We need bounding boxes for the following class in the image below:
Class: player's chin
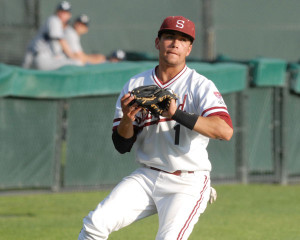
[164,57,180,66]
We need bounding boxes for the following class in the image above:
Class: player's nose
[170,38,180,48]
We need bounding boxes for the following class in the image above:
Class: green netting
[64,96,138,187]
[284,93,300,175]
[247,88,274,172]
[0,98,58,189]
[208,94,237,179]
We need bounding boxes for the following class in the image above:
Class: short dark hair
[158,30,194,43]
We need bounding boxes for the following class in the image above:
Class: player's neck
[156,63,186,83]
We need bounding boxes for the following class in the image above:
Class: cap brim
[158,29,194,41]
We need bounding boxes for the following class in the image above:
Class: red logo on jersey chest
[177,94,187,110]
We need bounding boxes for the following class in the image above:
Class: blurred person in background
[64,14,106,65]
[22,1,82,70]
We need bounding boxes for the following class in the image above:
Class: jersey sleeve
[196,79,232,128]
[196,79,229,116]
[47,16,64,40]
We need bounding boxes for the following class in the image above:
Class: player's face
[57,10,72,24]
[77,23,89,35]
[155,32,193,67]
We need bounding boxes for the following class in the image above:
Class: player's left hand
[121,93,142,122]
[162,98,177,119]
[209,187,217,204]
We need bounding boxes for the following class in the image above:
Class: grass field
[0,184,299,240]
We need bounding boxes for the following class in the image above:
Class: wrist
[120,114,135,124]
[171,109,199,130]
[118,118,134,138]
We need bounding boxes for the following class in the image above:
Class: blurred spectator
[64,14,106,64]
[108,49,126,62]
[22,1,82,70]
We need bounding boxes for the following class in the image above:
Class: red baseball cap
[158,16,195,41]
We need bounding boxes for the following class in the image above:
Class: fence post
[235,65,252,184]
[235,91,248,184]
[275,80,288,185]
[202,0,215,61]
[52,100,64,191]
[34,0,40,29]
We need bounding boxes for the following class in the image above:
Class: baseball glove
[130,85,177,117]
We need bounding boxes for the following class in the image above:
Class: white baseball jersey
[64,26,83,53]
[27,15,65,56]
[113,65,230,173]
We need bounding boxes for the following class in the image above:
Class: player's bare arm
[59,39,76,59]
[193,116,233,141]
[164,99,233,141]
[117,93,141,139]
[73,51,106,64]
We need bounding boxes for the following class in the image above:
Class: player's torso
[64,26,82,53]
[129,66,211,172]
[31,15,64,56]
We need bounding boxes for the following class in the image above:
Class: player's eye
[165,35,174,40]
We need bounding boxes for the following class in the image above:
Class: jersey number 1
[173,124,180,145]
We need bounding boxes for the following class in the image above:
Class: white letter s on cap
[176,20,185,29]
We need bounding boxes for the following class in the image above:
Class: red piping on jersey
[201,106,228,116]
[152,65,187,88]
[113,110,232,131]
[112,118,172,131]
[112,118,122,131]
[177,175,208,240]
[113,118,122,123]
[143,118,172,127]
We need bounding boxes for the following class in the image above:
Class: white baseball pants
[78,167,210,240]
[33,53,82,70]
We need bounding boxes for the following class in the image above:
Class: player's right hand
[121,93,142,122]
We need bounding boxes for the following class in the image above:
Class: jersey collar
[152,65,187,89]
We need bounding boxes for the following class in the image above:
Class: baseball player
[64,14,106,64]
[78,16,233,240]
[22,1,82,70]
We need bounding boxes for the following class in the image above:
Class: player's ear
[155,37,160,50]
[185,44,193,57]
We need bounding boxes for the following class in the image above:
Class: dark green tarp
[0,62,247,98]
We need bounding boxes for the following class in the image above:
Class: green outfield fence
[0,59,300,191]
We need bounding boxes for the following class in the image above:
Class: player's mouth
[166,51,178,56]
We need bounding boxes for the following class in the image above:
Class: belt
[150,167,194,176]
